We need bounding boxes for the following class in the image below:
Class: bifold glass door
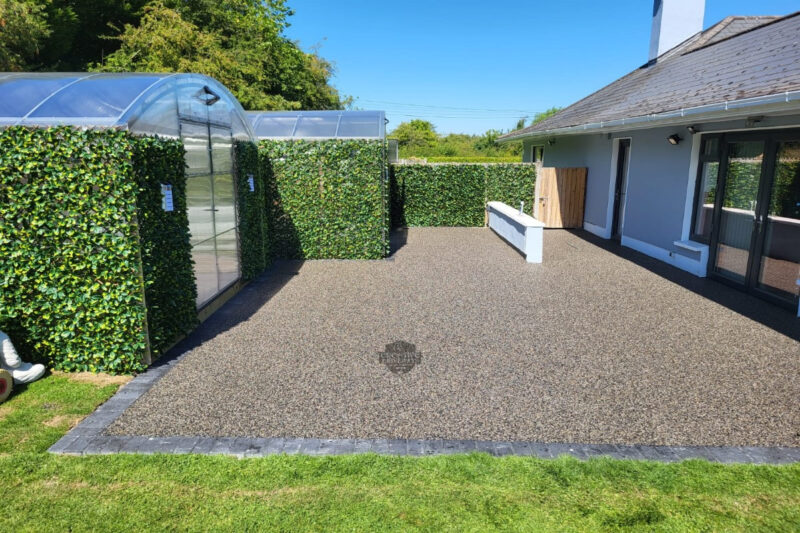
[182,121,240,307]
[756,141,800,301]
[712,140,764,283]
[709,132,800,308]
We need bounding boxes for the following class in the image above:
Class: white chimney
[649,0,705,62]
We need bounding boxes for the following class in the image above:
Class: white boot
[0,331,45,385]
[0,331,21,368]
[8,361,45,385]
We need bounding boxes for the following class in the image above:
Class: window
[690,135,721,243]
[533,145,544,163]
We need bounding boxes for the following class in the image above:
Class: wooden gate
[536,167,587,228]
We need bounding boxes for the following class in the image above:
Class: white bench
[486,201,545,263]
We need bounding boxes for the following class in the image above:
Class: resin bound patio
[53,228,800,461]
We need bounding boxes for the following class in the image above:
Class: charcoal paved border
[49,357,800,464]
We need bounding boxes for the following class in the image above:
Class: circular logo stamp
[378,341,421,374]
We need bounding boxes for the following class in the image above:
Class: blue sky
[285,1,799,135]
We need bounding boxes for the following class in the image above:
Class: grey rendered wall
[621,125,693,249]
[542,126,693,250]
[620,116,800,251]
[521,142,533,162]
[541,134,612,227]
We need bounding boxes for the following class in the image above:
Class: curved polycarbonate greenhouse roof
[0,72,254,140]
[247,110,385,139]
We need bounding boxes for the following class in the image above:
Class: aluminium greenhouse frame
[246,110,386,140]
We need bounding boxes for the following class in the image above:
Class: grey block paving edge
[50,432,800,463]
[49,353,800,464]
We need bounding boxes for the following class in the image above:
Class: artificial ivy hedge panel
[259,139,388,260]
[390,163,485,227]
[484,164,537,216]
[0,127,195,373]
[132,137,197,358]
[235,140,270,279]
[389,163,535,227]
[0,128,148,373]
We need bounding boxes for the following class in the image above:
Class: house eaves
[498,12,800,144]
[497,90,800,143]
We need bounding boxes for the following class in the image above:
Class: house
[500,0,800,313]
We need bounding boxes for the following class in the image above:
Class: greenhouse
[0,72,263,373]
[247,110,385,140]
[0,72,255,308]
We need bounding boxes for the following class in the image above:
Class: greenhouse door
[182,121,240,307]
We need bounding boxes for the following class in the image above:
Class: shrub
[0,127,195,373]
[235,141,270,279]
[390,163,536,227]
[259,139,388,259]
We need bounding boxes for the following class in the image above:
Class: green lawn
[1,374,798,532]
[0,372,127,454]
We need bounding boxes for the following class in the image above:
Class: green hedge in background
[426,156,520,163]
[259,139,388,259]
[390,163,536,227]
[0,127,195,373]
[235,141,270,278]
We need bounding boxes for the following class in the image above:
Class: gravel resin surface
[108,228,800,447]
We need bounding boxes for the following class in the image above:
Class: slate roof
[501,12,800,140]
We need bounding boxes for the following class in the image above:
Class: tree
[474,129,502,152]
[1,0,346,110]
[94,1,346,110]
[531,106,562,125]
[389,120,438,151]
[388,123,523,160]
[0,0,50,71]
[37,0,148,70]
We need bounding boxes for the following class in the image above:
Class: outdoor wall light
[686,125,698,134]
[745,116,764,128]
[667,134,682,145]
[547,138,556,146]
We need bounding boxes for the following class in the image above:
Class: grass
[1,374,798,532]
[0,372,126,454]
